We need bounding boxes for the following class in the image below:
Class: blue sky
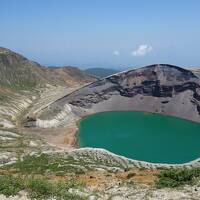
[0,0,200,69]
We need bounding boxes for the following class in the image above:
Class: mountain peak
[0,47,97,90]
[0,47,12,54]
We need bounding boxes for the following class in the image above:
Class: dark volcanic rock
[65,64,199,107]
[50,64,200,123]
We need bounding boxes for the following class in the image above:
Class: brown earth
[22,125,78,150]
[77,168,158,189]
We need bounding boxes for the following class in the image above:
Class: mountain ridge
[0,47,96,90]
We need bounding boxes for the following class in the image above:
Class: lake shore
[77,111,200,164]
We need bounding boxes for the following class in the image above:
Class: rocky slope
[47,66,97,87]
[1,150,200,200]
[0,47,96,89]
[0,47,96,128]
[0,47,51,89]
[47,64,200,123]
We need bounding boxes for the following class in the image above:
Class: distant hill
[84,68,120,78]
[46,66,97,87]
[0,47,96,91]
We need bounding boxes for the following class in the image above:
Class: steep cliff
[42,64,200,124]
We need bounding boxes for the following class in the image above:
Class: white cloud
[113,50,120,56]
[132,44,153,56]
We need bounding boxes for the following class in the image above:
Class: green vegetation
[28,178,86,200]
[0,153,127,198]
[13,153,51,174]
[5,82,36,91]
[0,175,86,199]
[0,154,88,199]
[0,175,25,197]
[27,178,54,199]
[0,153,88,199]
[156,168,200,188]
[4,153,125,176]
[8,153,87,175]
[2,153,200,198]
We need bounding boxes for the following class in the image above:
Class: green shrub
[0,174,86,199]
[14,154,50,174]
[0,175,25,197]
[27,178,86,200]
[27,178,54,199]
[156,168,200,188]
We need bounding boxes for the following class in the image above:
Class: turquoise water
[78,111,200,164]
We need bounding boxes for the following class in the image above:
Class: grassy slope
[1,153,200,199]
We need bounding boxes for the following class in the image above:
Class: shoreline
[74,110,200,167]
[69,147,200,169]
[77,109,200,125]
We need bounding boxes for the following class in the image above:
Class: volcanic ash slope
[49,64,200,123]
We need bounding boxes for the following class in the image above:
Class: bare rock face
[51,64,200,123]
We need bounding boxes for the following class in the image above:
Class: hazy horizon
[1,0,200,69]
